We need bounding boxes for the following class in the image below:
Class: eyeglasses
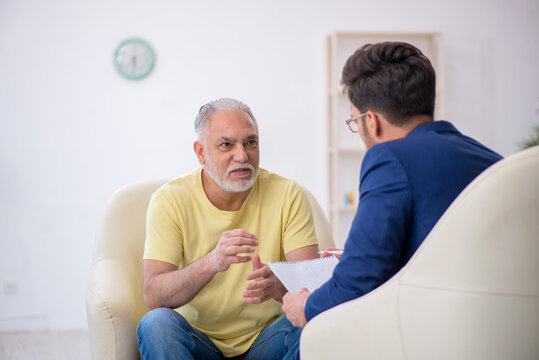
[345,112,367,133]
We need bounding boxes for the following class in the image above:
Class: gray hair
[194,98,258,140]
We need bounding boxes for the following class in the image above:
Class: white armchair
[300,146,539,360]
[86,180,333,360]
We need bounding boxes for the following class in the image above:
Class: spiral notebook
[268,256,339,293]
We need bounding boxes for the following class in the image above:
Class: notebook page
[268,256,339,293]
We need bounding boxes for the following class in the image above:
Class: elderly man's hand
[282,288,310,328]
[243,254,287,304]
[210,229,258,273]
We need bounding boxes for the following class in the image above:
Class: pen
[318,250,344,255]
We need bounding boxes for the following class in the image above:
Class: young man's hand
[319,247,343,259]
[282,288,310,328]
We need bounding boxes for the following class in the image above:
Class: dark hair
[341,41,436,126]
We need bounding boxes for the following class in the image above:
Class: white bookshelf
[327,32,444,247]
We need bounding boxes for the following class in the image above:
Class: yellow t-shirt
[144,167,318,357]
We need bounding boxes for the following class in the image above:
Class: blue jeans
[137,308,301,360]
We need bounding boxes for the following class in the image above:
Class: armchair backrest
[397,145,539,359]
[86,179,333,360]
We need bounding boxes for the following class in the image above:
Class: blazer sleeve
[305,144,413,320]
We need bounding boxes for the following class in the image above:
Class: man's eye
[245,140,257,147]
[220,142,232,148]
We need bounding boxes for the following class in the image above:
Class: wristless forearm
[145,254,217,309]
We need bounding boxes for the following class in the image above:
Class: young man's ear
[194,141,205,165]
[366,110,381,138]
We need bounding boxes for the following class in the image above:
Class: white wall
[0,0,537,331]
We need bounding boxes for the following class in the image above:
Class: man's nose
[233,145,248,162]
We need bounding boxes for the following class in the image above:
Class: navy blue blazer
[305,121,502,320]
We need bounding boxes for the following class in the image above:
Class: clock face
[114,38,155,80]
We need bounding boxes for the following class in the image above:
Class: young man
[282,42,502,355]
[137,98,319,359]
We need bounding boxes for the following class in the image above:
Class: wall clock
[114,38,155,80]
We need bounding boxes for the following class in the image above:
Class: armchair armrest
[86,259,147,360]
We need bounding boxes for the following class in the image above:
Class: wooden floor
[0,330,90,360]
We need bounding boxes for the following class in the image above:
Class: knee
[137,308,177,338]
[137,308,197,356]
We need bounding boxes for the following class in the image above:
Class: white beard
[203,151,258,193]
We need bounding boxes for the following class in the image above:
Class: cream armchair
[86,180,333,360]
[300,146,539,360]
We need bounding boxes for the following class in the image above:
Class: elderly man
[137,98,319,359]
[283,41,502,357]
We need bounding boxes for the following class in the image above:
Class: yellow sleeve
[143,188,183,266]
[282,183,319,254]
